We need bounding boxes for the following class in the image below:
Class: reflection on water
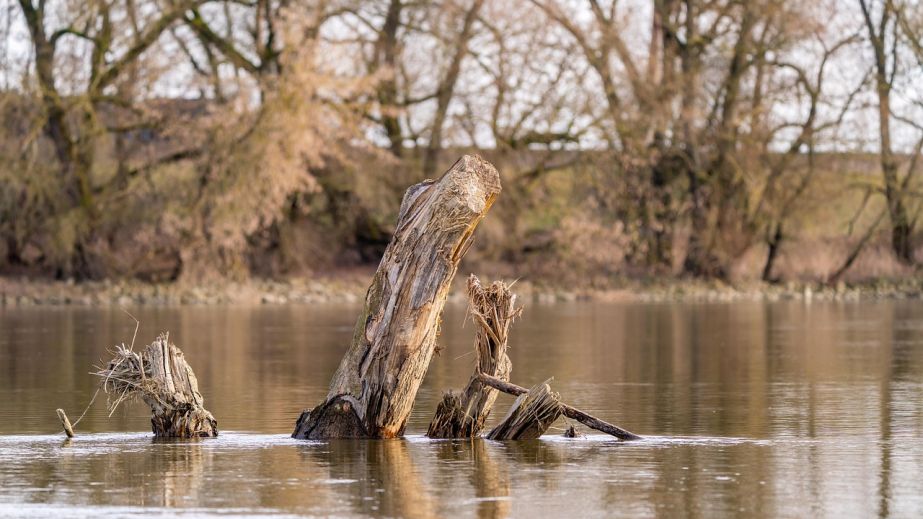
[1,301,922,517]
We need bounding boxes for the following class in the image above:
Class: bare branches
[93,1,206,92]
[185,8,262,75]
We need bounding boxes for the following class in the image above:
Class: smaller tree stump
[475,373,641,440]
[96,333,217,438]
[427,275,520,438]
[485,380,562,440]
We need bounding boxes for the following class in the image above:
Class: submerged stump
[427,275,520,438]
[96,333,217,438]
[486,380,562,440]
[476,373,642,441]
[293,155,501,439]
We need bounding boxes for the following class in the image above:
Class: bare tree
[858,0,915,264]
[420,0,485,176]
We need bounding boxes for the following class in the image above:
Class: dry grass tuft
[93,334,164,416]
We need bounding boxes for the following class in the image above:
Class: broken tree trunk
[476,373,642,441]
[293,155,502,439]
[427,275,520,438]
[485,380,562,440]
[95,333,218,438]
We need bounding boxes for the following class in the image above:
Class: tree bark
[293,155,501,439]
[427,275,520,438]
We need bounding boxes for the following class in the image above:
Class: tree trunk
[374,0,404,157]
[421,0,484,176]
[293,155,501,439]
[859,0,915,265]
[884,163,913,264]
[761,222,783,282]
[427,275,520,438]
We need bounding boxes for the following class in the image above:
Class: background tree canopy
[1,0,922,284]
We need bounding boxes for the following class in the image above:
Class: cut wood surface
[96,333,218,438]
[293,155,501,439]
[485,380,561,440]
[476,373,642,441]
[427,275,520,438]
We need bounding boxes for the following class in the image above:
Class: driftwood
[427,275,520,438]
[293,155,502,439]
[485,380,562,440]
[95,333,218,438]
[476,373,642,441]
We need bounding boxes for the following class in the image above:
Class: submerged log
[95,333,218,438]
[427,275,520,438]
[293,155,502,439]
[476,373,642,441]
[485,380,562,440]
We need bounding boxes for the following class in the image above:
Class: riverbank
[3,269,923,307]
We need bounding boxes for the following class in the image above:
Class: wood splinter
[476,373,642,441]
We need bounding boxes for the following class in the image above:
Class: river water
[0,300,921,518]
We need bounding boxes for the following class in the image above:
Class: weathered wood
[293,155,501,439]
[476,373,642,441]
[56,408,75,438]
[427,275,520,438]
[96,333,218,438]
[486,380,561,440]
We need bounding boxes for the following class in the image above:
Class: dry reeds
[95,341,154,415]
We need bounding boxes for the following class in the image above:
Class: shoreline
[3,271,923,307]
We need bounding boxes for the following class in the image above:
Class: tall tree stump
[427,275,520,438]
[96,333,218,438]
[293,155,501,439]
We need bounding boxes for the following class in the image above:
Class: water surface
[1,300,922,517]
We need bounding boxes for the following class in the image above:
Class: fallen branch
[475,373,642,441]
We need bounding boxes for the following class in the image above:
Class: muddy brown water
[0,301,922,518]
